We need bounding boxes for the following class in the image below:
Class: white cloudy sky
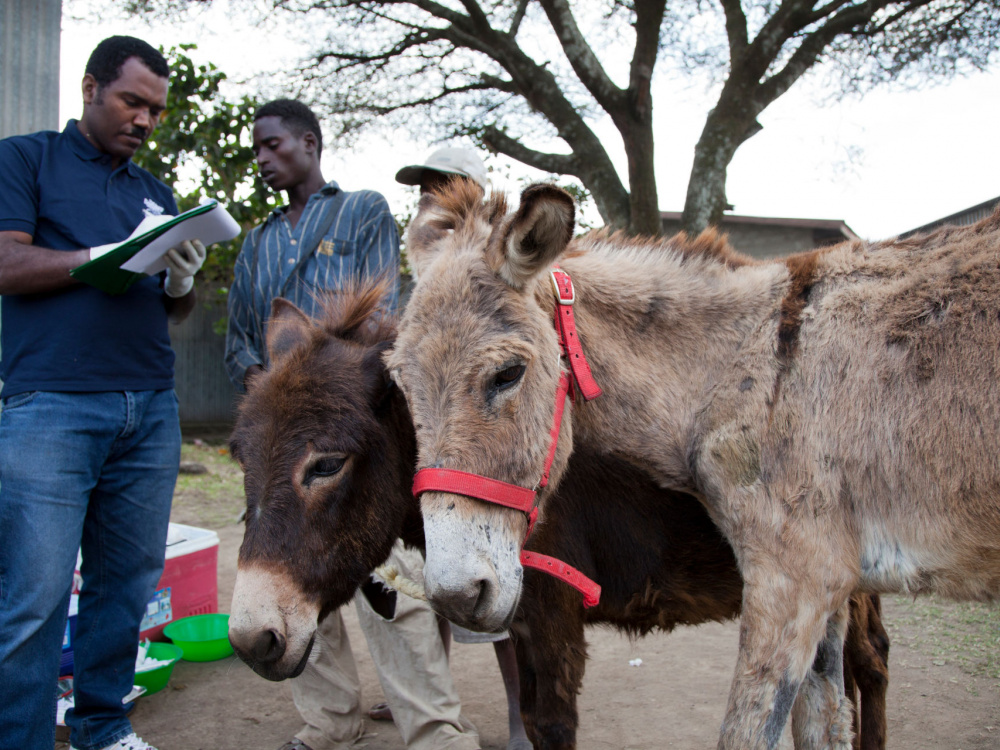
[60,2,1000,240]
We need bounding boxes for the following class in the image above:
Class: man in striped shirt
[224,100,480,750]
[224,100,398,390]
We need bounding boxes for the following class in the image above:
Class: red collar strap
[550,268,602,401]
[412,267,602,608]
[521,551,601,608]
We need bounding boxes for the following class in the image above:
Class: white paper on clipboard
[119,201,241,274]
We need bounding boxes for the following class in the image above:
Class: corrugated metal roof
[660,211,857,240]
[900,195,1000,238]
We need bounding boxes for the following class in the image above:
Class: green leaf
[134,44,276,289]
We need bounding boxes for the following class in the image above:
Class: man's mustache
[128,127,148,141]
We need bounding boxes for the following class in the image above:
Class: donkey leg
[718,558,854,750]
[843,594,889,750]
[511,625,540,748]
[516,590,587,750]
[842,636,860,750]
[791,602,854,750]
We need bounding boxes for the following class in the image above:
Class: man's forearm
[0,232,87,295]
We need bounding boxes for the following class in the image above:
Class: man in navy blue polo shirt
[0,36,205,750]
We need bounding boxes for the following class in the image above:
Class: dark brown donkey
[227,284,889,750]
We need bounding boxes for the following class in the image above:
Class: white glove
[164,239,207,298]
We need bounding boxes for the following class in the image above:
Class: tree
[134,44,273,284]
[121,0,1000,235]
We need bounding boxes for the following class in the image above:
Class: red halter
[412,267,603,608]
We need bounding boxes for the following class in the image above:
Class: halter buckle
[550,270,575,305]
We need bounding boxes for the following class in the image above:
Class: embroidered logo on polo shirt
[318,240,335,256]
[143,198,165,217]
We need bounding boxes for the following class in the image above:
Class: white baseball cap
[395,147,488,189]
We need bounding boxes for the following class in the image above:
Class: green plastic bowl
[133,642,183,694]
[163,613,233,662]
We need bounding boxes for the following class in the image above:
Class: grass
[170,439,245,530]
[886,593,1000,682]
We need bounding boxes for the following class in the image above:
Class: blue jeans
[0,390,180,750]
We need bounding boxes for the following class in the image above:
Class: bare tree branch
[483,125,630,227]
[508,0,529,37]
[314,27,451,66]
[629,0,665,96]
[756,0,936,108]
[718,0,749,63]
[537,0,625,112]
[479,72,519,94]
[482,126,580,174]
[367,81,503,115]
[118,0,1000,236]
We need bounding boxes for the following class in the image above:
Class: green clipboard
[70,202,219,295]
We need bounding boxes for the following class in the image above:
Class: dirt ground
[60,442,1000,750]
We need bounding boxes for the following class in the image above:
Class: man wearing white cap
[395,147,489,194]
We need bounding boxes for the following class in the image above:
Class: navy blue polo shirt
[0,120,178,397]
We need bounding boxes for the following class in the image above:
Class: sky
[59,2,1000,241]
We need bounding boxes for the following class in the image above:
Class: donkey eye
[493,364,526,392]
[312,456,345,477]
[304,455,346,485]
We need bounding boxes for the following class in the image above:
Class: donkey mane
[571,225,757,272]
[310,277,398,346]
[409,180,510,258]
[429,179,755,273]
[234,280,398,438]
[434,177,510,224]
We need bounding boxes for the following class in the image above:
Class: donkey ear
[266,298,314,362]
[405,193,454,280]
[361,341,395,414]
[491,184,575,290]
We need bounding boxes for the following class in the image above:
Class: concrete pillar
[0,0,62,139]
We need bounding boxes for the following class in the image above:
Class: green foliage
[134,44,274,285]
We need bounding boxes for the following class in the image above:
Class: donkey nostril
[249,628,286,663]
[471,577,494,621]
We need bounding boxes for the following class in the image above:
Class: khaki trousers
[292,542,480,750]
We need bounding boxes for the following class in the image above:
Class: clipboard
[70,201,241,295]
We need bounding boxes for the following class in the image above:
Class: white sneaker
[72,732,158,750]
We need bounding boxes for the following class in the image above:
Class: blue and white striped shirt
[224,181,400,391]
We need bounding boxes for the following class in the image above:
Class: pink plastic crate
[139,523,219,642]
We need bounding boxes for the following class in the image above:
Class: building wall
[0,0,62,139]
[170,289,239,428]
[661,219,820,260]
[0,0,63,394]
